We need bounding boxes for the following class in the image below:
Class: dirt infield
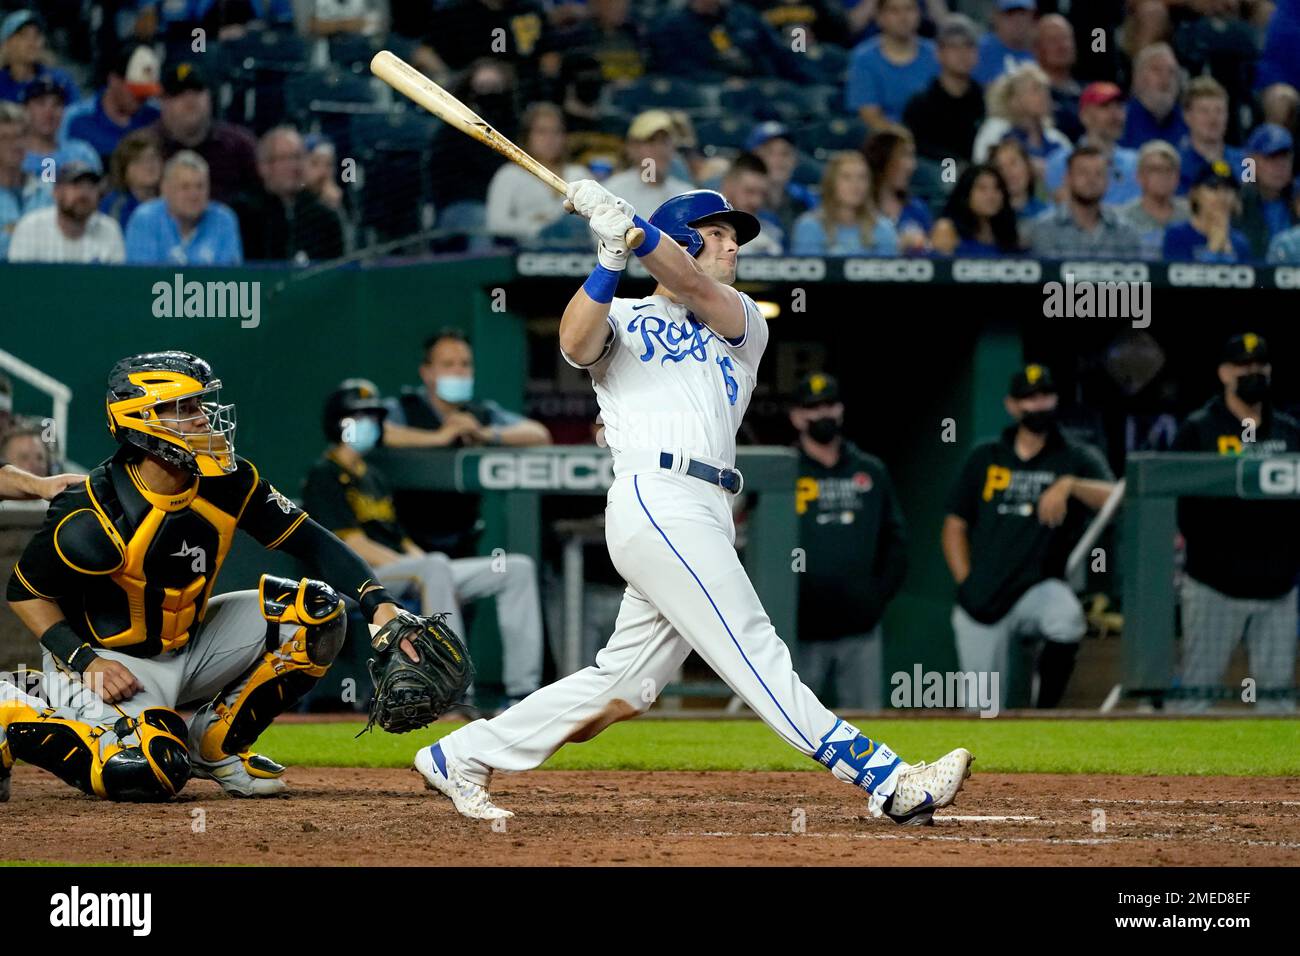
[2,766,1297,866]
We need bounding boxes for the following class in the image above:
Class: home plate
[941,815,1040,822]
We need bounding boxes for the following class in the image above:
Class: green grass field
[260,718,1300,776]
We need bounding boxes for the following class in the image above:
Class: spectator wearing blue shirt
[972,0,1037,87]
[125,150,242,265]
[791,151,899,255]
[747,121,818,237]
[60,45,163,166]
[931,162,1022,257]
[19,79,99,180]
[845,0,938,130]
[100,128,163,229]
[1162,164,1250,263]
[1237,124,1296,261]
[0,11,79,105]
[1255,0,1300,93]
[973,62,1073,165]
[1119,43,1188,150]
[1266,178,1300,263]
[864,124,931,253]
[0,101,51,259]
[1177,76,1246,196]
[1044,83,1141,206]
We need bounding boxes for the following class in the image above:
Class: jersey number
[717,356,738,406]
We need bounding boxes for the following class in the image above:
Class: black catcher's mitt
[361,609,473,735]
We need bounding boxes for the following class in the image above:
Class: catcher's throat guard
[360,609,473,735]
[106,351,237,476]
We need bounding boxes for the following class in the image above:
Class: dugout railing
[1121,452,1300,700]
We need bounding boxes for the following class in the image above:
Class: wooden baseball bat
[370,50,644,250]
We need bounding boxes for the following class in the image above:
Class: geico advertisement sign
[476,453,615,490]
[1257,459,1300,495]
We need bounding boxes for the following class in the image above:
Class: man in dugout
[790,372,907,710]
[1170,333,1300,713]
[942,364,1117,709]
[303,379,545,707]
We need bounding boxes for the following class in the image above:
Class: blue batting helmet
[647,190,761,258]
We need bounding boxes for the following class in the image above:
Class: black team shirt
[946,425,1113,624]
[1171,395,1300,599]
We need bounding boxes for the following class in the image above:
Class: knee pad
[197,575,345,762]
[6,707,190,802]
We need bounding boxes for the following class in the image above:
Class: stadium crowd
[0,0,1298,264]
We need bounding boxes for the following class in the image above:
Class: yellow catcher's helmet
[105,351,236,476]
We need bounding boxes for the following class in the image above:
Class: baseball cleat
[191,751,287,798]
[415,742,513,820]
[883,748,973,826]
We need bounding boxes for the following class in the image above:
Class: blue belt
[659,452,744,494]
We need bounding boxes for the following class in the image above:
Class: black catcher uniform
[1,352,401,802]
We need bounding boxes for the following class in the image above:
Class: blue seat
[793,117,868,160]
[693,116,753,154]
[608,76,711,117]
[350,111,438,158]
[719,79,816,124]
[217,27,310,78]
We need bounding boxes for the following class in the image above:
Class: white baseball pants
[439,471,904,804]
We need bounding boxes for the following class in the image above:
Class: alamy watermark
[890,665,1000,718]
[152,273,261,329]
[1042,274,1151,328]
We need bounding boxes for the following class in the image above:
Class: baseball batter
[416,183,972,824]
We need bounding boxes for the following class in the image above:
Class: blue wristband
[631,215,662,256]
[582,264,621,304]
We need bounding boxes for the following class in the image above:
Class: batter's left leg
[613,474,970,821]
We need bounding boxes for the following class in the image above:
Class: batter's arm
[941,514,971,585]
[559,285,615,367]
[637,227,746,339]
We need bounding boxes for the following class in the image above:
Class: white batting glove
[592,206,630,270]
[565,179,635,221]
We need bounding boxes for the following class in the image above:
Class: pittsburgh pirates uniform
[1171,396,1300,712]
[302,450,544,699]
[947,425,1114,706]
[435,286,911,814]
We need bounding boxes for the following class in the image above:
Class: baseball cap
[1080,82,1124,109]
[53,143,104,182]
[627,109,675,142]
[1245,123,1294,156]
[937,14,980,46]
[161,61,209,96]
[997,0,1036,11]
[794,372,840,407]
[745,120,793,153]
[1222,332,1269,365]
[1009,364,1057,398]
[112,44,162,99]
[1,10,42,44]
[21,76,67,104]
[1192,159,1239,191]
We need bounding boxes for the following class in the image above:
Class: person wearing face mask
[942,365,1117,709]
[303,379,547,708]
[790,373,907,711]
[1169,334,1300,714]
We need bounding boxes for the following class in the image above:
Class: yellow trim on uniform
[52,508,126,575]
[265,511,308,550]
[126,462,198,512]
[233,460,262,524]
[11,563,55,600]
[190,496,238,620]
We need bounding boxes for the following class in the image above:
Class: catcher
[1,351,469,803]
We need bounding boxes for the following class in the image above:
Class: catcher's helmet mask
[648,189,761,259]
[106,351,237,476]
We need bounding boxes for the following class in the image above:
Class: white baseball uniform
[434,285,908,813]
